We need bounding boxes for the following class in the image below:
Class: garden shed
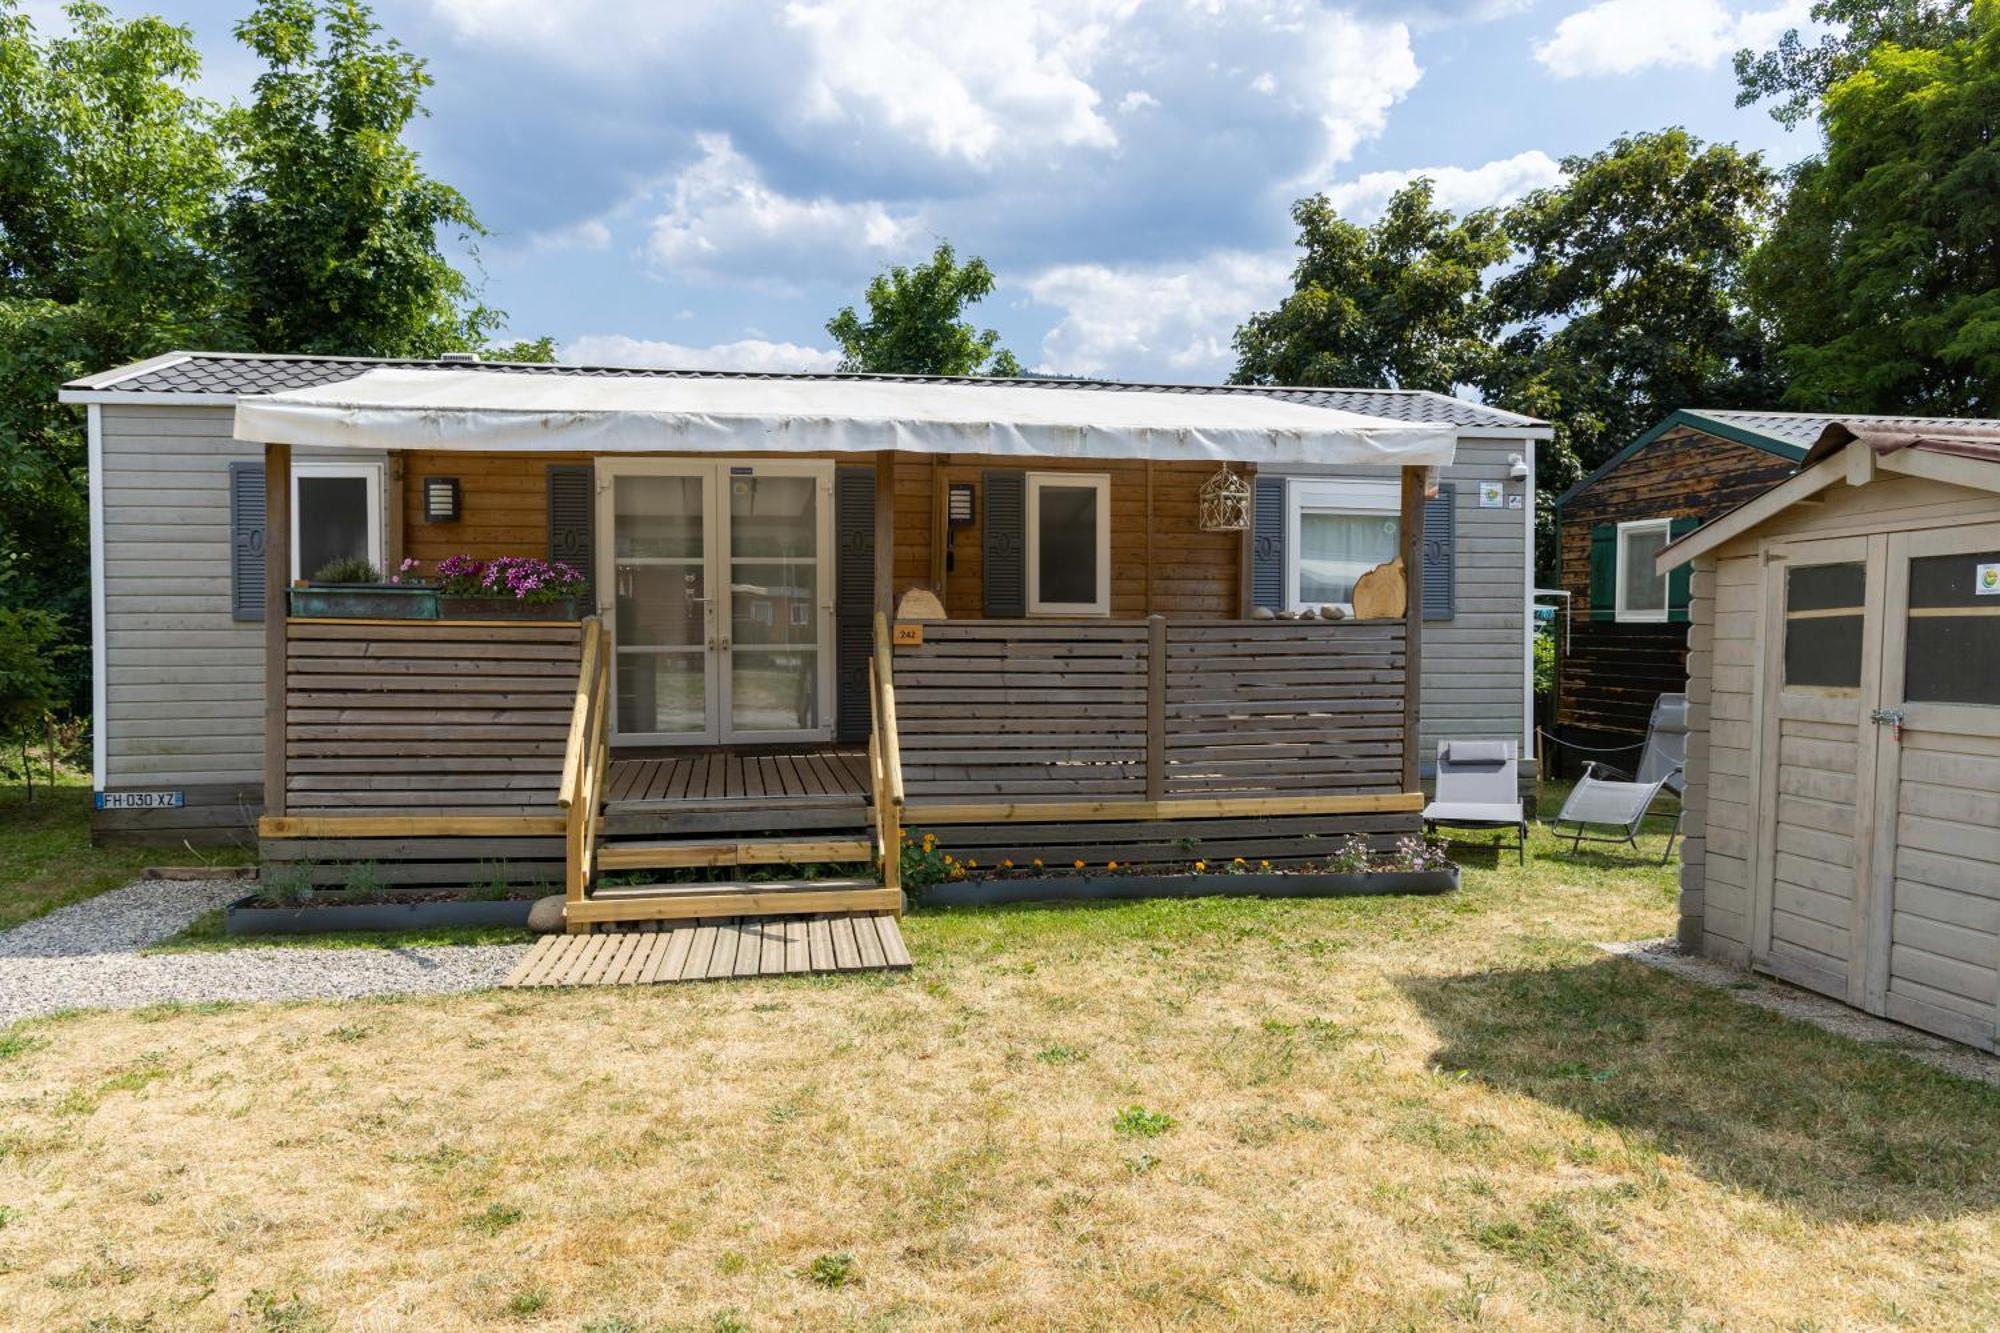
[1662,420,2000,1052]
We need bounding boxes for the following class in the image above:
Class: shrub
[262,862,317,907]
[806,1251,857,1287]
[899,830,952,891]
[311,556,382,583]
[341,861,384,897]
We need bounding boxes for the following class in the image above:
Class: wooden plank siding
[94,404,388,812]
[1556,426,1796,748]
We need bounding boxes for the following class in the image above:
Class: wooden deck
[605,749,871,808]
[503,913,911,986]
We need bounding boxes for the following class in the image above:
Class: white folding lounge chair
[1424,740,1528,865]
[1550,693,1687,863]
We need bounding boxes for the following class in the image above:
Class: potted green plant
[431,555,589,621]
[287,557,441,620]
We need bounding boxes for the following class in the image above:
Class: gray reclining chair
[1423,740,1528,864]
[1550,693,1687,862]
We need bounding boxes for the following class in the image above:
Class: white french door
[597,460,834,746]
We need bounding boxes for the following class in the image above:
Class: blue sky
[35,0,1823,381]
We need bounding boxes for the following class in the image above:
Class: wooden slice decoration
[894,588,946,621]
[1350,554,1407,620]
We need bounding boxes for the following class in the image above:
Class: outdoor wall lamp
[423,476,462,523]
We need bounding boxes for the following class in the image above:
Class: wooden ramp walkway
[503,913,911,987]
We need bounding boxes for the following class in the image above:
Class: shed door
[1868,522,2000,1050]
[1750,535,1886,1004]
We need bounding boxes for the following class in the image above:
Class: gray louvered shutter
[1251,475,1286,611]
[983,469,1025,618]
[546,464,594,600]
[1422,483,1455,622]
[229,460,266,622]
[834,465,876,743]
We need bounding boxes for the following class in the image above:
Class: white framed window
[1615,518,1671,622]
[291,461,383,580]
[1026,472,1111,615]
[1284,478,1401,611]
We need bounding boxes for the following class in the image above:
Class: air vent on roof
[439,351,479,362]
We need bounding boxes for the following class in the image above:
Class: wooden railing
[559,617,611,925]
[890,616,1421,824]
[869,612,905,898]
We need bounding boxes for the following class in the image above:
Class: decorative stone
[1321,604,1346,620]
[1251,605,1277,620]
[526,895,567,934]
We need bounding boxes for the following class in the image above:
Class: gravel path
[0,879,529,1026]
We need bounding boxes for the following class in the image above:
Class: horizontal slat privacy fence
[284,620,580,816]
[893,619,1408,801]
[890,617,1421,868]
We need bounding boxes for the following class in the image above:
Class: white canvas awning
[230,367,1458,468]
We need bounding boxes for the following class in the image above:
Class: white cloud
[1324,150,1564,221]
[563,333,843,374]
[1023,251,1293,381]
[644,133,922,287]
[1118,89,1158,114]
[1534,0,1813,78]
[528,217,612,253]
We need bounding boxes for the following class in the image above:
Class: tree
[1735,0,1973,126]
[1231,180,1508,393]
[826,242,1022,376]
[1484,131,1780,570]
[1749,6,2000,414]
[216,0,498,356]
[483,336,557,363]
[0,1,231,709]
[0,606,64,800]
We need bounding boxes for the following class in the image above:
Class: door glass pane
[1036,483,1100,606]
[728,472,819,732]
[613,473,708,736]
[1620,526,1669,613]
[1784,562,1865,689]
[616,651,707,735]
[297,475,371,578]
[730,474,816,557]
[1905,549,2000,705]
[614,475,705,558]
[1298,511,1399,605]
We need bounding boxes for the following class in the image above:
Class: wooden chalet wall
[1556,426,1796,754]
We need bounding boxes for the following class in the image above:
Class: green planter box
[438,595,586,621]
[288,584,440,620]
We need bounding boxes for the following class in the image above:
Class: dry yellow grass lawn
[3,832,1999,1330]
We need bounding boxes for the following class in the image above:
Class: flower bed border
[224,894,534,935]
[916,866,1459,908]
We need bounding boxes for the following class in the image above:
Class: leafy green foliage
[1112,1105,1176,1137]
[0,1,499,719]
[217,1,497,356]
[1749,8,2000,414]
[826,242,1021,376]
[309,555,381,584]
[1734,0,1974,126]
[482,335,557,363]
[805,1251,858,1287]
[0,606,63,795]
[1232,179,1508,394]
[1484,131,1780,572]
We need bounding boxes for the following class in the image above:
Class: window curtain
[1297,511,1400,605]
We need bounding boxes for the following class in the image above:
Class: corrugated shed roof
[67,350,1548,433]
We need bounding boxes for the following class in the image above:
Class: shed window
[1285,478,1400,610]
[1784,562,1865,691]
[292,463,382,580]
[1615,519,1671,622]
[1026,473,1109,614]
[1905,550,2000,706]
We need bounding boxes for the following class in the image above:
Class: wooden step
[596,836,874,872]
[570,878,901,925]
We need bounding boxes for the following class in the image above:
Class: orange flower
[1106,860,1118,871]
[1032,858,1044,869]
[1259,859,1271,871]
[1073,859,1085,869]
[1193,860,1206,872]
[1001,859,1014,869]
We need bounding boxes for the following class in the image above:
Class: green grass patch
[143,908,533,954]
[0,776,252,932]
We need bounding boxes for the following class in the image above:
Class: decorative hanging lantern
[1198,465,1252,532]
